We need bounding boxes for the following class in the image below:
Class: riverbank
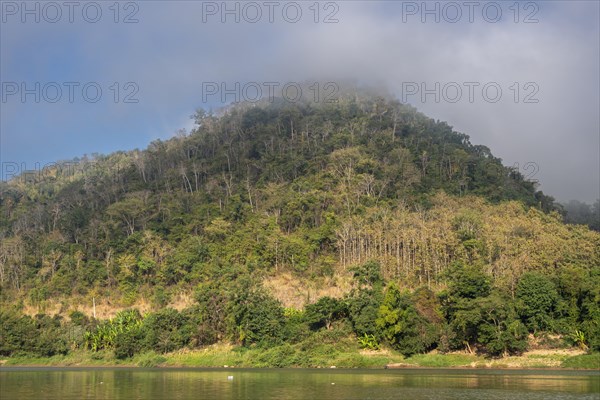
[1,345,598,370]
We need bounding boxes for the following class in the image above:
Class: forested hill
[0,91,584,298]
[1,89,600,361]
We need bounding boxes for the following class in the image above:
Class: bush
[358,334,380,350]
[581,319,600,352]
[192,282,229,346]
[141,308,191,353]
[84,309,143,354]
[0,312,68,357]
[69,311,89,326]
[445,262,490,300]
[282,308,310,344]
[0,311,37,356]
[114,328,143,359]
[255,344,300,367]
[34,315,69,357]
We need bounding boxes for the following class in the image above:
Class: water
[1,367,598,400]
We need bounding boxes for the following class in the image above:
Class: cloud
[2,1,598,201]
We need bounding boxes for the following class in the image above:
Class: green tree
[0,312,68,357]
[228,279,285,347]
[376,283,438,356]
[516,272,559,332]
[347,261,384,337]
[445,262,490,300]
[476,293,528,356]
[441,262,493,353]
[192,281,229,345]
[304,297,347,330]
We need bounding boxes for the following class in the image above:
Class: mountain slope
[0,91,587,300]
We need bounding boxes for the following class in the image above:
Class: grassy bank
[2,345,598,370]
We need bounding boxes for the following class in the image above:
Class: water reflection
[1,368,598,400]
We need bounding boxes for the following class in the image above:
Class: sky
[1,0,599,203]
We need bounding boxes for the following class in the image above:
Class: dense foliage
[0,89,598,361]
[1,259,598,360]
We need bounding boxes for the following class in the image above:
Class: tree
[476,293,528,356]
[376,283,438,356]
[304,297,346,330]
[0,312,68,357]
[351,260,384,290]
[192,281,229,345]
[228,279,286,347]
[441,262,492,353]
[445,262,490,300]
[516,272,559,332]
[106,191,151,236]
[347,261,384,336]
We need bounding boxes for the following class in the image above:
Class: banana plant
[571,330,589,351]
[358,333,380,350]
[84,309,145,352]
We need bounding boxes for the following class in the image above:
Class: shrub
[445,262,490,300]
[255,344,299,368]
[561,353,600,369]
[69,310,89,326]
[114,328,143,359]
[141,308,191,353]
[0,312,68,357]
[347,290,382,337]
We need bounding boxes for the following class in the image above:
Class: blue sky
[1,0,599,202]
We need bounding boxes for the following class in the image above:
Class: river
[1,367,598,399]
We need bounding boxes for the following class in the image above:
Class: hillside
[1,90,598,363]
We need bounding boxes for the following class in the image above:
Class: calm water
[0,367,598,400]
